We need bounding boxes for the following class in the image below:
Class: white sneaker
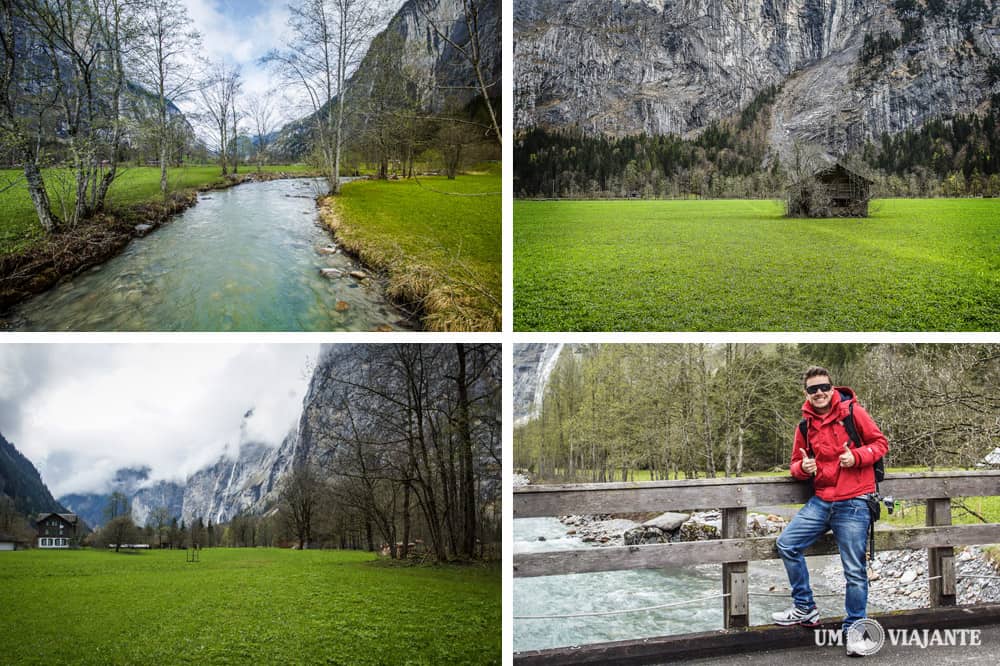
[771,605,820,627]
[846,637,866,657]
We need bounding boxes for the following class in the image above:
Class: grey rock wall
[516,0,1000,156]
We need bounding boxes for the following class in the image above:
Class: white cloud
[0,344,318,496]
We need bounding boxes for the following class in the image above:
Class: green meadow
[328,166,501,331]
[513,198,1000,331]
[0,165,316,256]
[0,548,500,665]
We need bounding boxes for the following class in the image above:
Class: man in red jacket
[772,366,888,657]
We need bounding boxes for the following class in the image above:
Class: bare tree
[147,505,171,548]
[281,465,322,550]
[104,491,133,552]
[264,0,381,193]
[415,0,500,144]
[198,59,240,175]
[245,91,275,173]
[132,0,201,195]
[0,0,59,232]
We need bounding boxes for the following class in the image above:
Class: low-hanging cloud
[0,344,318,497]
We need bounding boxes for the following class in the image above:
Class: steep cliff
[516,0,1000,158]
[269,0,501,159]
[179,345,345,524]
[513,343,565,424]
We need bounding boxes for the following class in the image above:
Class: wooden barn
[35,512,79,549]
[788,162,873,217]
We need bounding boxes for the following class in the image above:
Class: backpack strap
[798,418,813,457]
[842,401,862,448]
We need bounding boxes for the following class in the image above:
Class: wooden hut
[815,163,872,216]
[788,162,873,218]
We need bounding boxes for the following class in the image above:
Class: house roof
[35,512,78,525]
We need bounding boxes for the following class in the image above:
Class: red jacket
[790,387,889,502]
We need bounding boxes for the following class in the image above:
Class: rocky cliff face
[516,0,1000,158]
[269,0,501,159]
[179,345,346,524]
[513,343,565,424]
[180,438,293,525]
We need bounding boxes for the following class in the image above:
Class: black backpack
[798,394,887,559]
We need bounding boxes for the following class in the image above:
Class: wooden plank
[514,471,1000,518]
[514,523,1000,578]
[513,603,1000,665]
[927,498,956,607]
[721,507,748,629]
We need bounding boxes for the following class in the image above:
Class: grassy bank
[0,548,500,664]
[0,164,316,256]
[514,198,1000,331]
[322,167,501,331]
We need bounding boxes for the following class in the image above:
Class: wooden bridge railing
[514,471,1000,632]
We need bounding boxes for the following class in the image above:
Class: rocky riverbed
[539,513,1000,610]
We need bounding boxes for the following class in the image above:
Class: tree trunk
[22,159,57,233]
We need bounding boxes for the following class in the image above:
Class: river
[3,178,412,331]
[513,517,861,654]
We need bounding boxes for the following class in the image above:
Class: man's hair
[803,365,832,387]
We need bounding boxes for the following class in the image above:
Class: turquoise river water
[3,178,412,331]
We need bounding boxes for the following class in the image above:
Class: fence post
[722,507,748,628]
[926,498,956,607]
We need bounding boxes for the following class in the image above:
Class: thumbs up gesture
[839,442,856,468]
[801,456,817,475]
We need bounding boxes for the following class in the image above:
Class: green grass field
[328,166,501,330]
[514,198,1000,331]
[0,165,316,256]
[0,548,500,664]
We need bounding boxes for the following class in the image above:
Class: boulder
[335,301,349,312]
[641,511,689,532]
[623,525,666,546]
[349,270,368,280]
[134,223,154,237]
[320,268,344,278]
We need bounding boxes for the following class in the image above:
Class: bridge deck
[514,603,1000,664]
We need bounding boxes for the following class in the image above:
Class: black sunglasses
[805,383,832,395]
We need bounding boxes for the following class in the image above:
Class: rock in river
[134,223,154,237]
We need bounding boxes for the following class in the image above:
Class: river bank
[317,170,501,332]
[0,171,313,313]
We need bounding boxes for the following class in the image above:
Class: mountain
[0,432,66,516]
[181,438,293,525]
[513,343,565,424]
[59,466,184,529]
[180,345,352,524]
[269,0,501,160]
[515,0,1000,160]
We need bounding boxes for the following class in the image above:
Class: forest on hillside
[514,95,1000,200]
[514,344,1000,483]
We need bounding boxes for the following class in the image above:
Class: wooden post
[926,498,956,607]
[722,506,748,628]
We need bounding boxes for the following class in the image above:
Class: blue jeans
[775,495,871,631]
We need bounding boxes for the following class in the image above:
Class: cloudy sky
[0,344,318,497]
[174,0,400,131]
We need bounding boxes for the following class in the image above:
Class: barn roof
[814,162,873,185]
